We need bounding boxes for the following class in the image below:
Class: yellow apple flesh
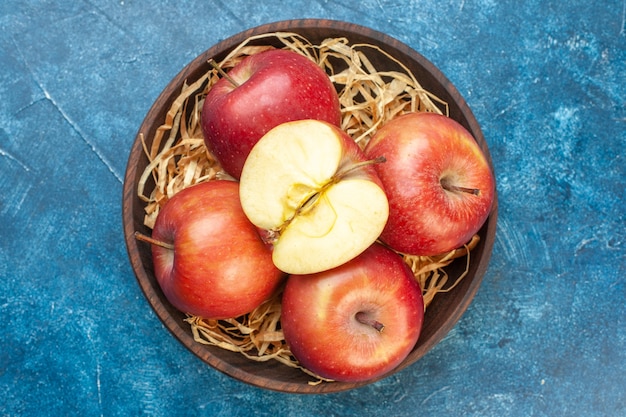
[239,120,389,275]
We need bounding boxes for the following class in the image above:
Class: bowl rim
[122,18,498,394]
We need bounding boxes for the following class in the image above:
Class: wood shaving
[136,32,477,384]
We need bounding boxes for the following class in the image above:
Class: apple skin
[201,49,341,179]
[364,112,495,256]
[280,243,424,382]
[150,180,285,319]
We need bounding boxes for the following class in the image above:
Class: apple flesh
[146,180,284,319]
[364,112,495,256]
[238,119,389,275]
[281,243,424,382]
[201,48,341,179]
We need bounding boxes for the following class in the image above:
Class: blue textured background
[1,1,624,416]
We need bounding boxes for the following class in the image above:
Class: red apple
[280,243,424,382]
[142,180,284,319]
[364,112,495,256]
[201,48,341,179]
[239,119,389,275]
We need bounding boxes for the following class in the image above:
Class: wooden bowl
[122,19,498,394]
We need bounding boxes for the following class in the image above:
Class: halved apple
[239,119,389,275]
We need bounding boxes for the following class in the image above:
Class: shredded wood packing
[137,32,478,384]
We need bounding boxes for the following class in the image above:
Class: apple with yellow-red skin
[280,242,424,382]
[201,48,341,179]
[238,119,389,275]
[364,112,495,256]
[138,180,285,319]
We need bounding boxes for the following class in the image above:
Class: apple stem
[134,231,175,250]
[335,156,386,180]
[355,312,385,333]
[440,179,480,195]
[208,59,240,87]
[284,156,387,230]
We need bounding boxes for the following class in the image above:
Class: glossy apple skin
[151,180,284,319]
[201,49,341,179]
[364,112,495,256]
[281,243,424,382]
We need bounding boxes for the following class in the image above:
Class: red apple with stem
[201,48,341,179]
[136,180,284,320]
[364,112,495,256]
[280,243,424,382]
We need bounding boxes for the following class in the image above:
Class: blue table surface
[1,1,624,416]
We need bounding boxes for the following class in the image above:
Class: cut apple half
[239,119,389,275]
